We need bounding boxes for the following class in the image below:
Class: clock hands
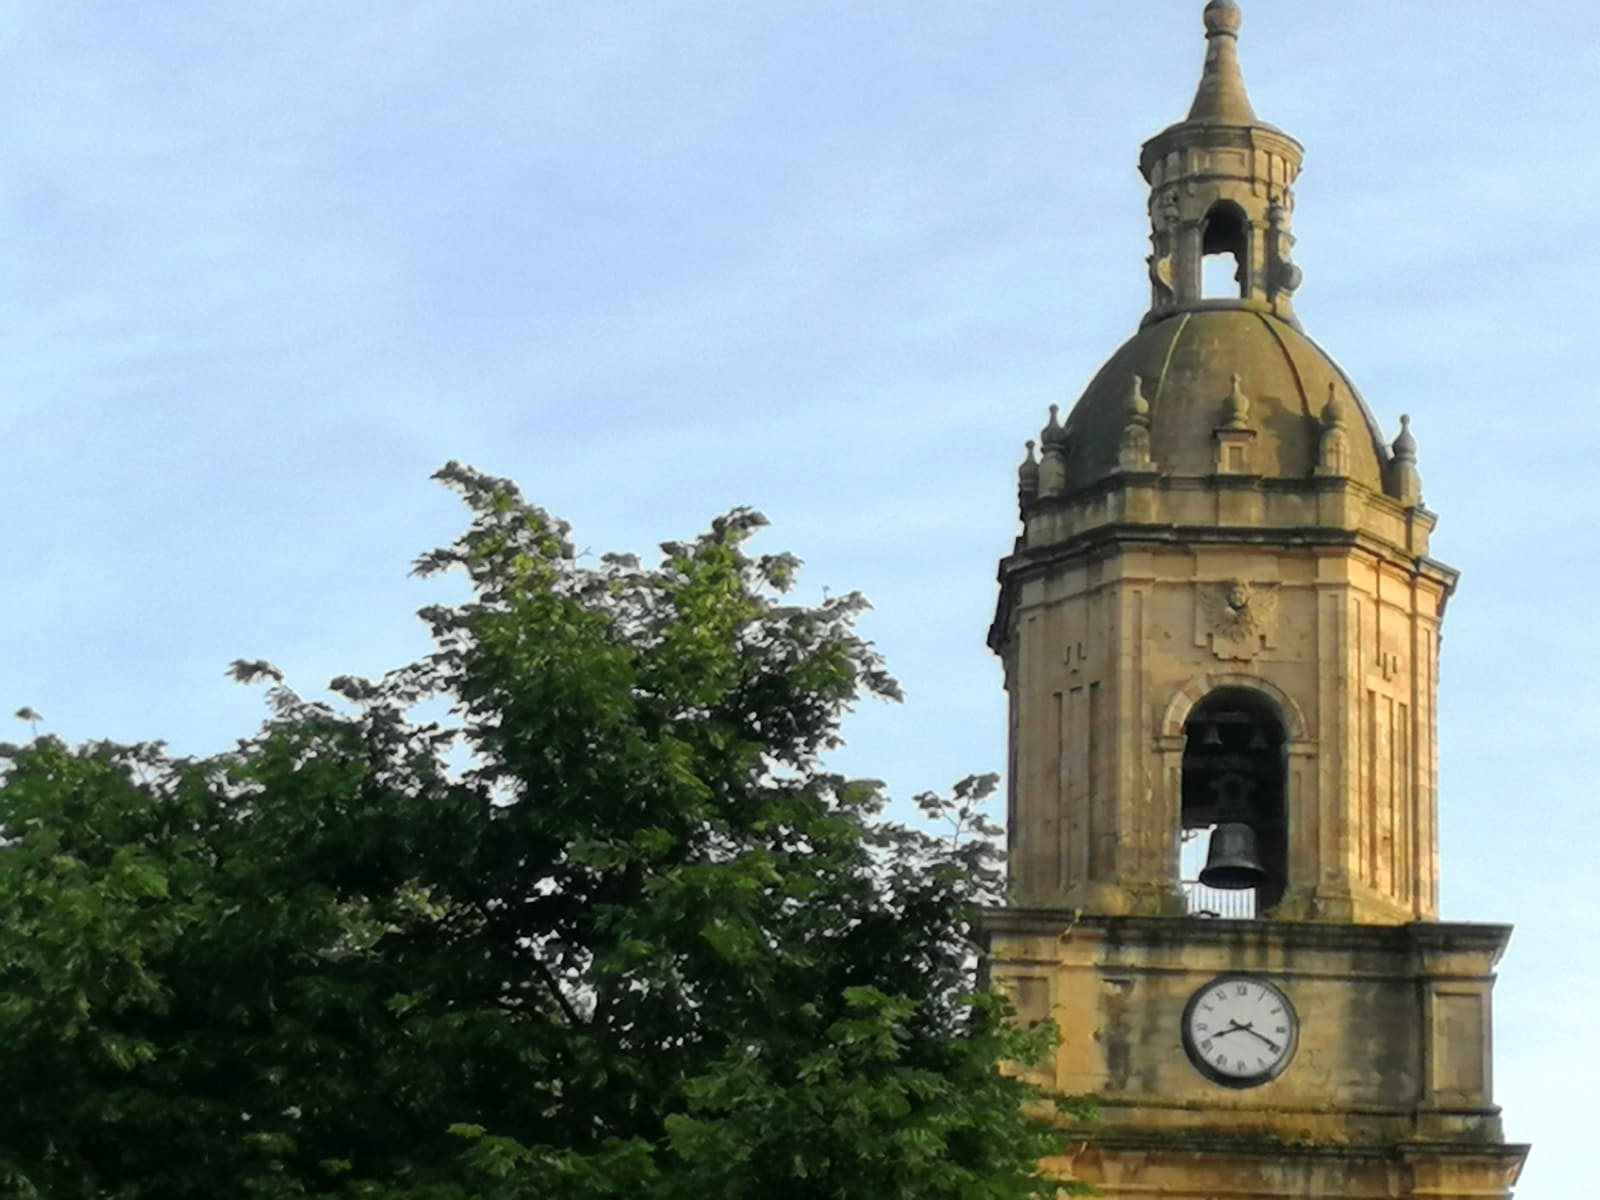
[1219,1019,1281,1055]
[1185,977,1297,1086]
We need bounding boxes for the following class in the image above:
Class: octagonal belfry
[994,10,1443,929]
[983,6,1525,1197]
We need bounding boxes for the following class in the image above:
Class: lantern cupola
[1142,0,1305,325]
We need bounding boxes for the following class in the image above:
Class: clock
[1181,974,1298,1088]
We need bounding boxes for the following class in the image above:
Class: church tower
[983,5,1528,1196]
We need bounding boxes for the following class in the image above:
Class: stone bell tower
[983,5,1527,1196]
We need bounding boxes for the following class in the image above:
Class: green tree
[0,464,1089,1198]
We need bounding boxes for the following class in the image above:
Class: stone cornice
[988,518,1458,654]
[1065,1130,1529,1165]
[1018,473,1437,560]
[1140,120,1304,181]
[980,909,1513,963]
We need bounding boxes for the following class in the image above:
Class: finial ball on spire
[1203,0,1242,36]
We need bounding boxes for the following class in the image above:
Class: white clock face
[1181,975,1298,1088]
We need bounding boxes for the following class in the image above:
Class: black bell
[1198,821,1267,890]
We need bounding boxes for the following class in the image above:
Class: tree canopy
[0,464,1087,1198]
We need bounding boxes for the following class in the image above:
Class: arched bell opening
[1200,200,1249,300]
[1179,688,1287,918]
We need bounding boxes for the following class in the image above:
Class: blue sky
[0,2,1590,1192]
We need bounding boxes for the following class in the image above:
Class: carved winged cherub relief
[1197,579,1278,661]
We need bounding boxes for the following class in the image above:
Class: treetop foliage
[0,463,1089,1198]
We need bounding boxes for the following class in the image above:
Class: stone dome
[1058,308,1390,491]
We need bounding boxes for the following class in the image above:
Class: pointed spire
[1320,381,1345,429]
[1188,1,1257,126]
[1214,372,1257,474]
[1317,383,1351,478]
[1038,407,1068,496]
[1019,439,1039,477]
[1388,415,1422,505]
[1126,374,1151,427]
[1017,439,1040,510]
[1119,376,1154,472]
[1040,403,1067,448]
[1392,414,1418,464]
[1221,373,1252,430]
